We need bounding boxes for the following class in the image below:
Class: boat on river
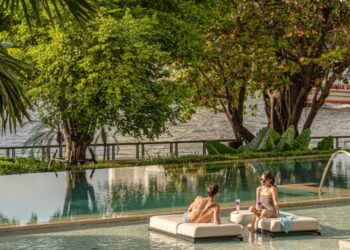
[307,84,350,106]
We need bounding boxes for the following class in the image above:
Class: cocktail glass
[257,199,263,211]
[235,199,241,214]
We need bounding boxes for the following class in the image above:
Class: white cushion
[149,214,184,235]
[258,214,320,233]
[149,215,243,239]
[177,223,242,238]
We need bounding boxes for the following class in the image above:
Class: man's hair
[207,184,219,197]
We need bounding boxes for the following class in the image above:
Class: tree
[118,1,268,144]
[10,9,187,163]
[255,1,350,134]
[185,2,277,143]
[0,0,94,132]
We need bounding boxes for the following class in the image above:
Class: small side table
[230,210,254,237]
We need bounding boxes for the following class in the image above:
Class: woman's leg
[260,209,277,219]
[249,206,261,232]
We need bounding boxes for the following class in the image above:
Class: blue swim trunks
[183,210,189,223]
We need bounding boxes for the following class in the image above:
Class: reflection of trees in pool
[328,160,349,188]
[250,157,350,189]
[60,157,350,214]
[63,171,97,216]
[27,213,38,224]
[0,213,19,226]
[51,171,98,220]
[109,162,260,211]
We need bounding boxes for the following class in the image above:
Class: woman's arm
[271,187,280,216]
[255,186,261,209]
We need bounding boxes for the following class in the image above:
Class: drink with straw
[235,199,241,214]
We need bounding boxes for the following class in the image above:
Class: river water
[0,100,349,147]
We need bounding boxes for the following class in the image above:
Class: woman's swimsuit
[260,187,275,212]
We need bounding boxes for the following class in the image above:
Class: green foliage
[289,129,312,151]
[266,129,281,151]
[0,43,31,133]
[255,1,350,135]
[317,136,334,151]
[0,148,340,176]
[4,0,94,26]
[0,156,15,162]
[0,0,95,133]
[0,156,59,175]
[243,126,312,153]
[205,141,236,155]
[275,126,295,151]
[5,8,189,144]
[244,127,274,153]
[0,160,15,167]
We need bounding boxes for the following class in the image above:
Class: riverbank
[0,149,344,176]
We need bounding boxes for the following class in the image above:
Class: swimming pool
[0,204,349,250]
[0,153,349,226]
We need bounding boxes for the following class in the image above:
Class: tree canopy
[4,8,189,161]
[0,0,94,132]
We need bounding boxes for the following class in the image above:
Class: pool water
[0,204,349,250]
[0,154,349,225]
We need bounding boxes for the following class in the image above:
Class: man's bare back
[187,195,221,224]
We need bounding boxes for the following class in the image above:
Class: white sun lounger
[149,214,243,243]
[256,212,321,236]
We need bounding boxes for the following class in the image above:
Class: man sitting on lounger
[183,184,221,224]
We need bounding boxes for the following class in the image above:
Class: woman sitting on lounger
[249,171,280,232]
[184,184,221,224]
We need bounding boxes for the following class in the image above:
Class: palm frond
[1,0,95,25]
[0,44,31,133]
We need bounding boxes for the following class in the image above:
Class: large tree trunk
[223,86,254,143]
[263,83,309,135]
[264,60,349,135]
[64,120,94,164]
[227,111,254,143]
[67,132,94,164]
[263,70,313,134]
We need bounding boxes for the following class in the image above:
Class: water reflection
[0,155,349,224]
[0,213,19,226]
[63,171,98,216]
[107,155,347,212]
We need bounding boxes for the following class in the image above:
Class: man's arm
[213,204,221,224]
[188,196,200,212]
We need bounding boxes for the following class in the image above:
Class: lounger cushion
[149,214,184,235]
[258,214,320,233]
[149,215,243,239]
[177,223,242,238]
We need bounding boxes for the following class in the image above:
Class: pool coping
[0,196,349,234]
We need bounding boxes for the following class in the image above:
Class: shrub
[316,136,334,150]
[205,141,237,155]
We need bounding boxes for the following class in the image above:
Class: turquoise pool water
[0,204,349,250]
[0,153,349,225]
